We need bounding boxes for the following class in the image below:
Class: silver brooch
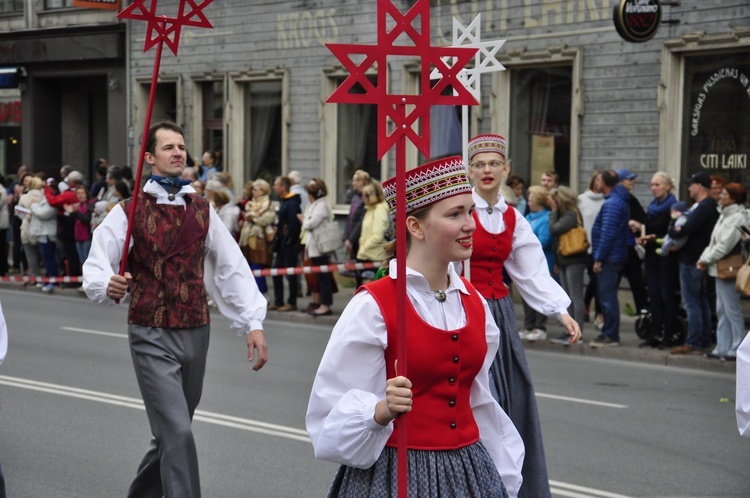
[168,193,175,201]
[486,206,493,214]
[434,289,446,303]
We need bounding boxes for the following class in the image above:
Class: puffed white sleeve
[471,297,524,497]
[83,204,130,305]
[306,290,394,468]
[203,207,266,335]
[504,210,571,318]
[736,333,750,437]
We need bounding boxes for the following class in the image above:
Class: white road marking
[550,479,632,497]
[537,392,628,409]
[61,326,128,339]
[0,375,310,443]
[0,375,629,497]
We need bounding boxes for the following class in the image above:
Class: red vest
[468,208,515,300]
[125,194,211,329]
[364,276,487,450]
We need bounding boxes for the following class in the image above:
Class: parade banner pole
[118,20,164,276]
[394,103,408,495]
[115,0,214,278]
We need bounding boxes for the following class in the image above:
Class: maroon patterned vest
[124,193,211,329]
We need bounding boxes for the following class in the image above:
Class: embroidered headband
[383,156,472,221]
[468,134,507,161]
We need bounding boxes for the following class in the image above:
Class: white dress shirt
[472,189,571,318]
[83,180,266,335]
[306,259,525,497]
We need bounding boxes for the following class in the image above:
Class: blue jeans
[76,240,91,265]
[715,277,745,356]
[39,240,59,279]
[679,263,713,349]
[597,262,623,340]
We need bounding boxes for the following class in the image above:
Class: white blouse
[306,260,525,497]
[83,180,266,335]
[472,189,572,319]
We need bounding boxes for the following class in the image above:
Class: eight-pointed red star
[118,0,214,55]
[326,0,478,159]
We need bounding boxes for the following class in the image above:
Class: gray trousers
[127,324,210,498]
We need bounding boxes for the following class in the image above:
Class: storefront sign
[73,0,120,10]
[613,0,661,43]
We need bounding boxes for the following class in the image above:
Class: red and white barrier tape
[0,261,382,284]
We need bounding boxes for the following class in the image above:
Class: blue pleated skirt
[327,441,507,498]
[486,295,551,498]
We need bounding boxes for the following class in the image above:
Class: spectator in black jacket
[616,167,649,315]
[269,176,302,312]
[669,172,720,355]
[636,172,679,348]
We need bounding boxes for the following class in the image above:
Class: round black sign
[613,0,662,43]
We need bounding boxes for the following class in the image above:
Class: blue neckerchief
[150,174,192,191]
[647,193,676,220]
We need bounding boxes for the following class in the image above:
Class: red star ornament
[118,0,214,55]
[326,0,477,159]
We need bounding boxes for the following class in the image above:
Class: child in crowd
[657,201,689,256]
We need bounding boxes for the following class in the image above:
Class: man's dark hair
[275,176,291,191]
[146,120,184,156]
[543,170,559,184]
[601,169,620,188]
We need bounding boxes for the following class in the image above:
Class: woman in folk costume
[307,157,526,498]
[466,134,581,497]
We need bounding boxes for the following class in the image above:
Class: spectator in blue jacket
[590,169,630,347]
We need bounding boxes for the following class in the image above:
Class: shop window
[509,65,572,187]
[244,80,282,185]
[202,80,223,169]
[0,0,23,13]
[682,53,750,198]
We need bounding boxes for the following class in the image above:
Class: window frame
[322,63,389,215]
[227,68,289,189]
[492,46,582,190]
[133,74,183,168]
[659,29,750,189]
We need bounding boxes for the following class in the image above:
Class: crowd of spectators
[507,167,749,360]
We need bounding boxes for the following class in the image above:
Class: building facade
[3,1,748,208]
[0,0,127,182]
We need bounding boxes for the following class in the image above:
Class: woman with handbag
[299,178,336,317]
[548,186,589,343]
[696,183,750,361]
[239,179,276,294]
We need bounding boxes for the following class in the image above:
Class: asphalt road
[0,287,747,497]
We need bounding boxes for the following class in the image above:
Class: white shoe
[519,329,533,340]
[526,329,548,341]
